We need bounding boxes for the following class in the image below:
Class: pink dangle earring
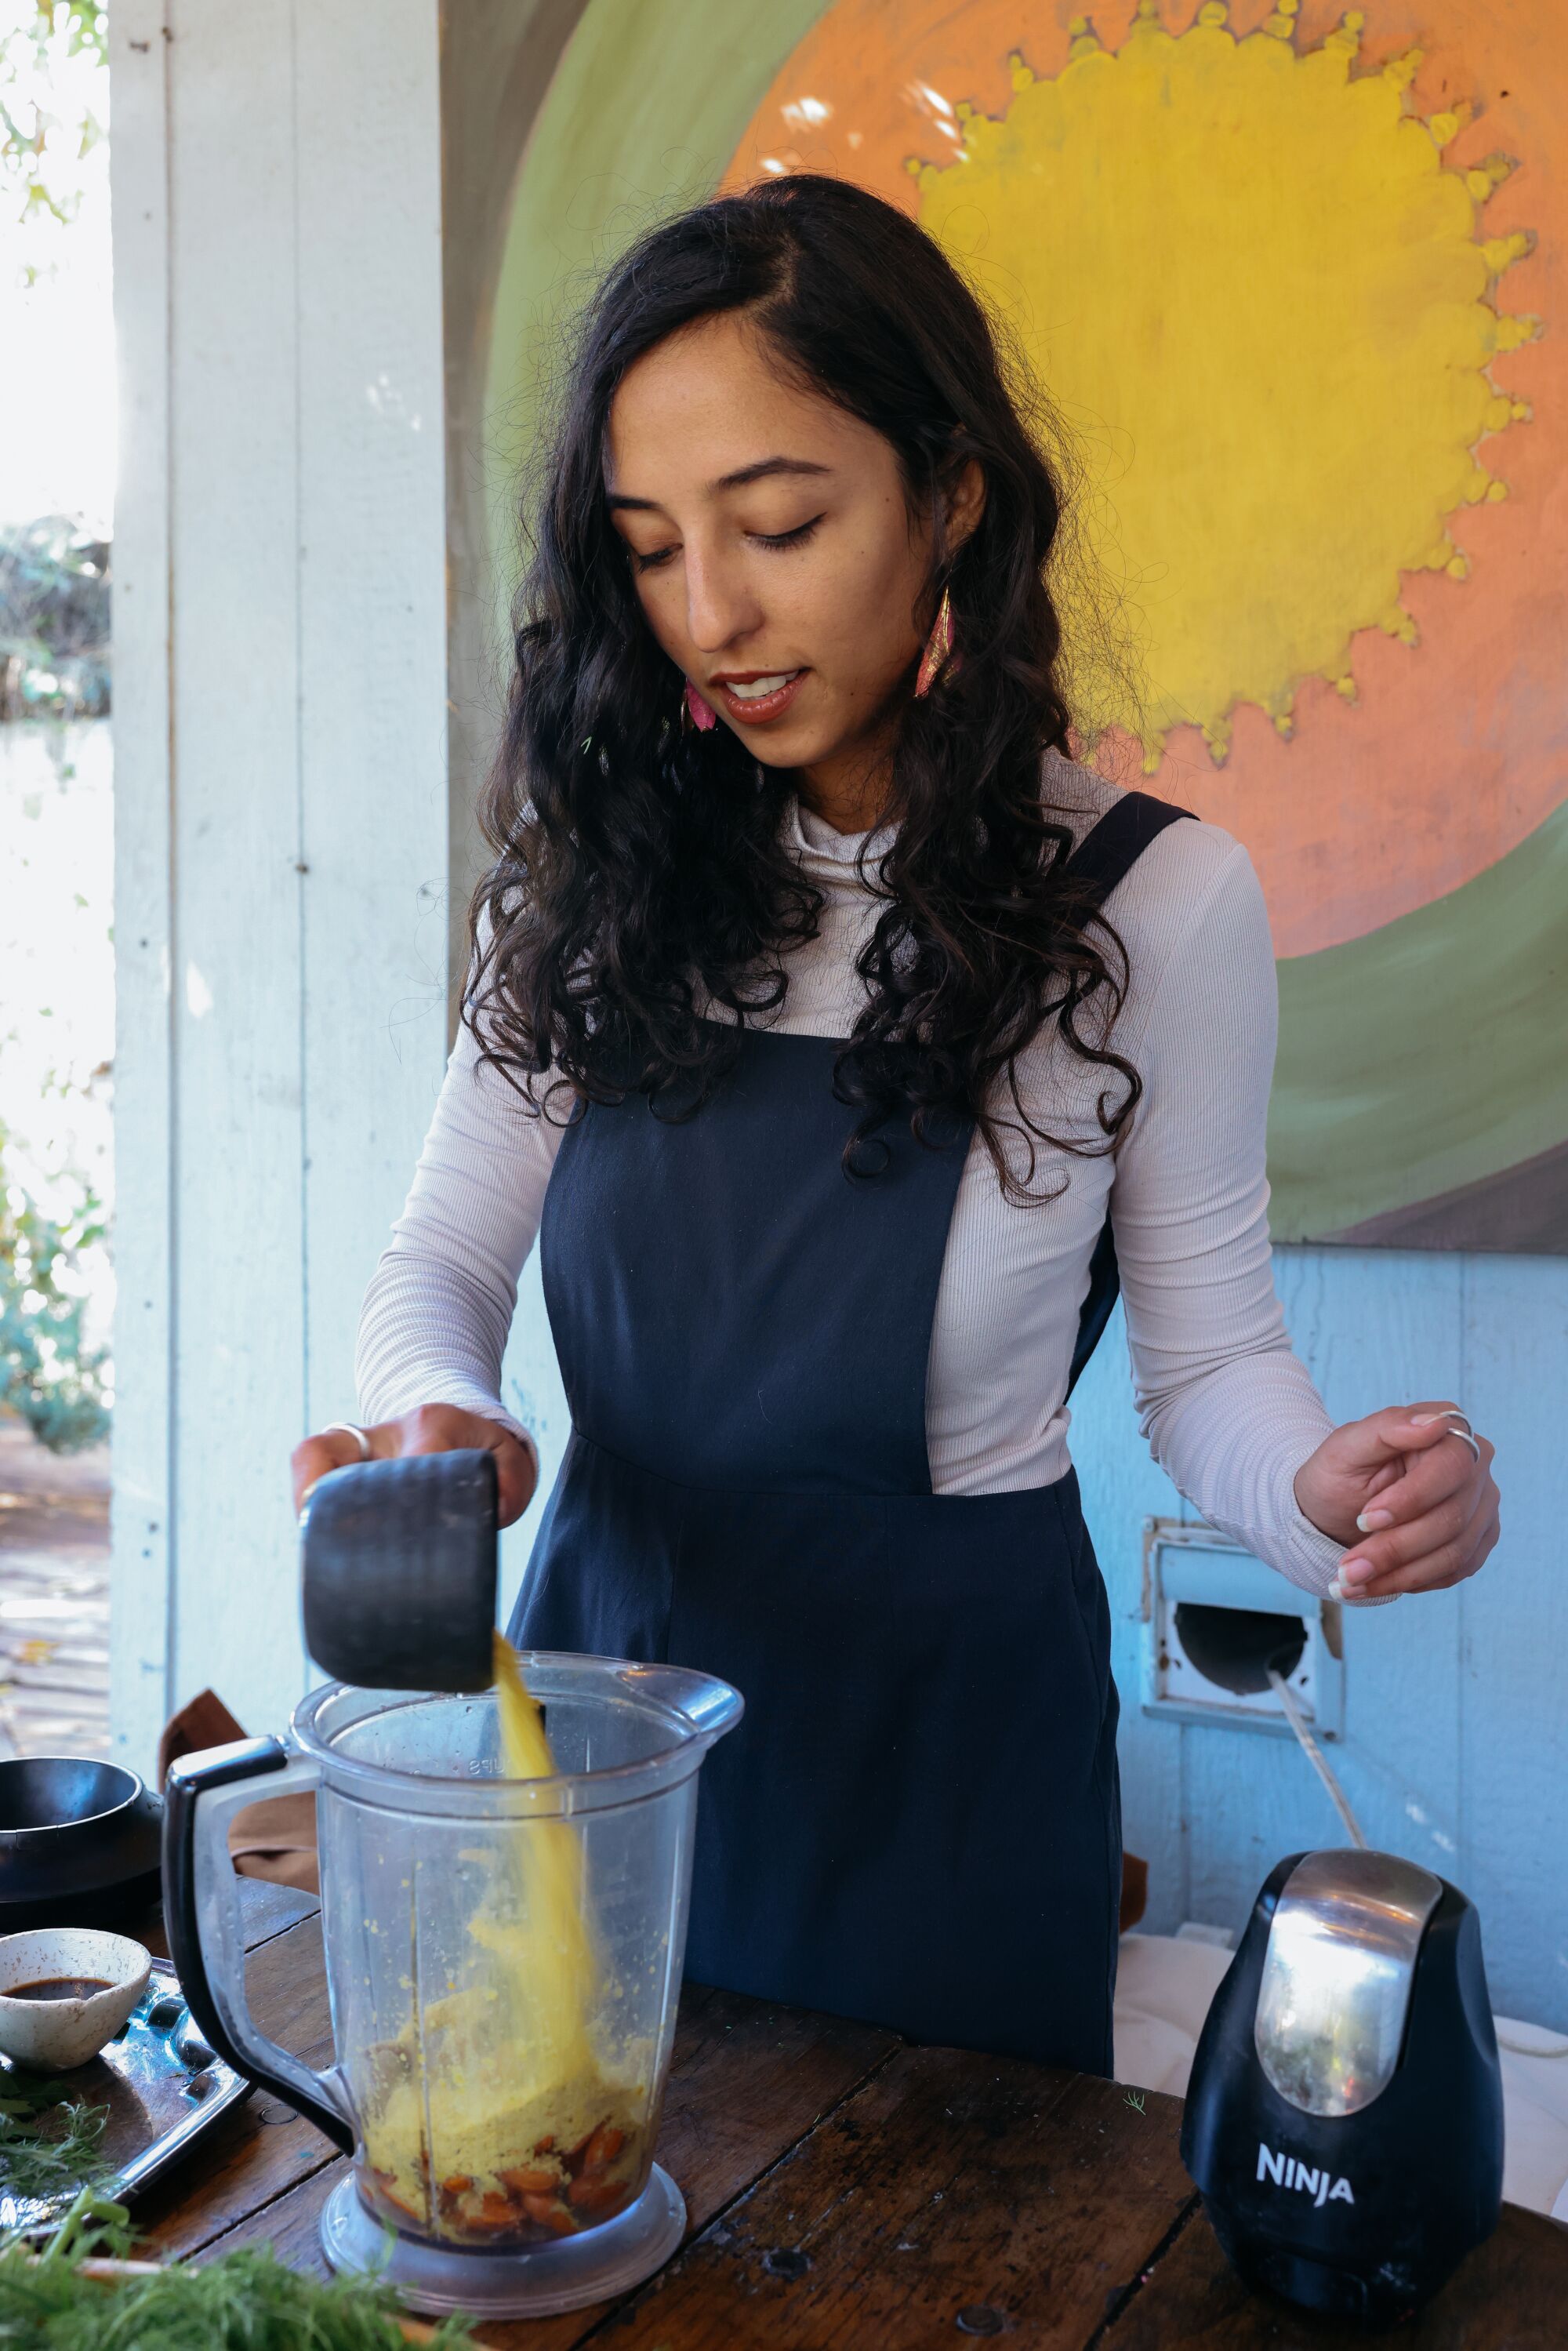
[683,681,717,732]
[914,587,956,699]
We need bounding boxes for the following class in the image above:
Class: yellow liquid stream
[477,1631,598,2079]
[361,1635,645,2244]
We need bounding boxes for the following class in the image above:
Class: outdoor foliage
[0,515,110,719]
[0,2,107,246]
[0,5,114,1450]
[0,1119,110,1452]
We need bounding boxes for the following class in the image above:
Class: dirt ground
[0,1409,109,1757]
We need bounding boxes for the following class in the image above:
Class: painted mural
[487,0,1565,1252]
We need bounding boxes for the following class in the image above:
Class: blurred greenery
[0,8,114,1450]
[0,515,110,719]
[0,2,107,247]
[0,1118,110,1452]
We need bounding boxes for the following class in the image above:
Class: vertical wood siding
[109,0,448,1764]
[1072,1250,1567,2032]
[108,0,175,1775]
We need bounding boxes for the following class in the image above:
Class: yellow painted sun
[914,0,1537,765]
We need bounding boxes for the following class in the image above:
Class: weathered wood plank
[1101,2187,1568,2350]
[191,1976,899,2344]
[108,0,452,1754]
[577,2059,1196,2350]
[1458,1252,1568,2030]
[0,1445,111,1765]
[129,1866,318,1971]
[163,0,309,1739]
[106,0,176,1780]
[136,1909,339,2258]
[292,0,451,1466]
[1068,1296,1196,1929]
[235,1880,322,1948]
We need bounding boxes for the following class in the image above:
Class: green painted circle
[1270,798,1568,1240]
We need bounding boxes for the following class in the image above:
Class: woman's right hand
[290,1404,538,1527]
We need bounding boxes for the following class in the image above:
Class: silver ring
[321,1420,372,1461]
[1432,1409,1481,1463]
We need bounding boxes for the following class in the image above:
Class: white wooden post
[109,0,448,1767]
[107,1,174,1775]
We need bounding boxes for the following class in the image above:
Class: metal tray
[0,1963,252,2233]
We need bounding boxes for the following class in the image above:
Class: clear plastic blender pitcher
[163,1654,742,2320]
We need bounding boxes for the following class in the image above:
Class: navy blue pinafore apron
[512,791,1192,2073]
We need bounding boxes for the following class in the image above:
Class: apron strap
[1061,786,1196,899]
[1063,790,1196,1396]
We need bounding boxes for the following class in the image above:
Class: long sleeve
[354,773,1389,1607]
[1109,841,1378,1603]
[354,1004,565,1447]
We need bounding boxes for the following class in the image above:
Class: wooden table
[131,1879,1566,2347]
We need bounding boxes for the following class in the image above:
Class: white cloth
[357,752,1360,1601]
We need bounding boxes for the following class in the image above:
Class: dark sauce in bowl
[3,1975,115,2003]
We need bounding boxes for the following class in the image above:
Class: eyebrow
[607,456,832,513]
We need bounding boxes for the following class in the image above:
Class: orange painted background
[724,0,1562,961]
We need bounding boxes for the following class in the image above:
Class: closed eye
[628,514,823,572]
[751,515,822,551]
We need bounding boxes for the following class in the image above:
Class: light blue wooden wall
[1075,1245,1568,2034]
[502,1241,1567,2032]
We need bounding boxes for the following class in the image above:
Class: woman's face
[605,311,977,821]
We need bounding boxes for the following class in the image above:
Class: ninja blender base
[319,2163,688,2320]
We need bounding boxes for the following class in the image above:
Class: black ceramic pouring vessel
[299,1448,499,1691]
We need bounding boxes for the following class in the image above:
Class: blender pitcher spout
[612,1662,746,1743]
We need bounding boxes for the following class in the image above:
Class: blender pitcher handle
[162,1735,355,2153]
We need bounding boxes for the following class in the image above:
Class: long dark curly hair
[470,173,1142,1200]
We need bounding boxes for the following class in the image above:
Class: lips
[710,669,808,726]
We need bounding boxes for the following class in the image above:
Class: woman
[292,176,1499,2076]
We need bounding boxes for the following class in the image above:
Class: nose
[683,537,763,656]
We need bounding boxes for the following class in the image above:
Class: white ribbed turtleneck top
[356,753,1356,1601]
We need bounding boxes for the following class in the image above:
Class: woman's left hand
[1293,1401,1500,1601]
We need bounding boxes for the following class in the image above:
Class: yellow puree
[362,1636,644,2229]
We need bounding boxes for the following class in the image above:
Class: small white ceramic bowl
[0,1928,151,2069]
